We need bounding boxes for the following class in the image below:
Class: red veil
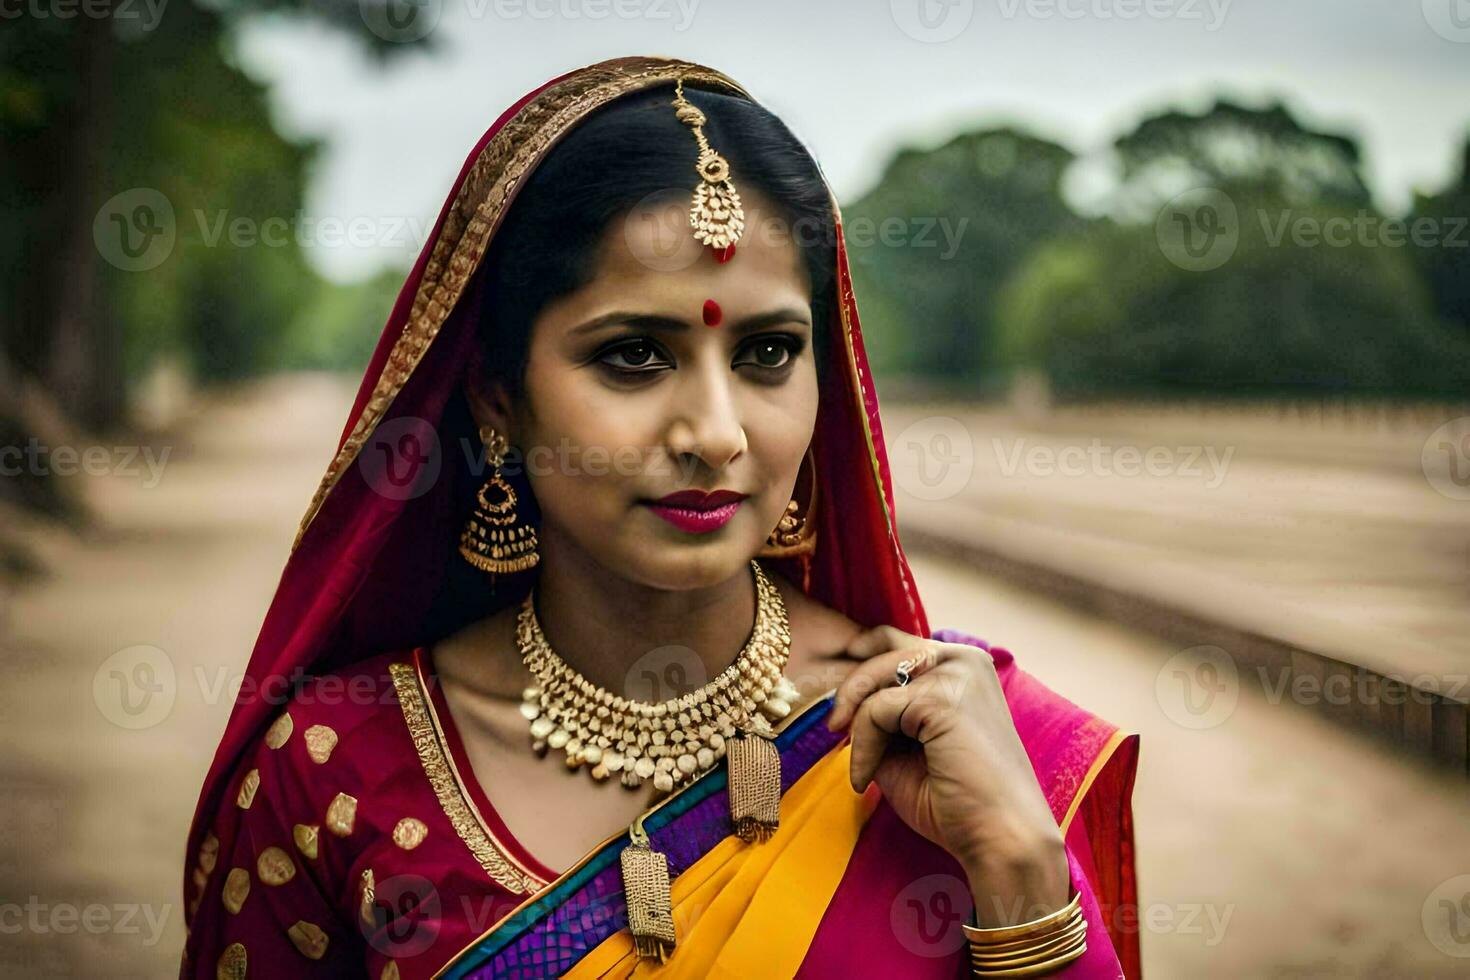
[182,55,1137,977]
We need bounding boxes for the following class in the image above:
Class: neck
[527,530,760,700]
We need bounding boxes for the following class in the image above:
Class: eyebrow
[569,307,812,337]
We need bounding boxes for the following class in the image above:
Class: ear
[463,374,517,442]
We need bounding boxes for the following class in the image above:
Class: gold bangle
[966,888,1087,979]
[971,939,1086,978]
[970,920,1087,965]
[963,888,1081,943]
[969,914,1085,955]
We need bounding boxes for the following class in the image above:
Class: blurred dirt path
[915,551,1470,979]
[1,376,1466,977]
[0,374,355,978]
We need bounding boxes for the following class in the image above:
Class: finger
[843,625,936,661]
[846,687,897,792]
[828,642,945,730]
[847,679,941,791]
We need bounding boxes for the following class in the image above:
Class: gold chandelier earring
[757,448,818,591]
[459,424,540,579]
[758,448,818,559]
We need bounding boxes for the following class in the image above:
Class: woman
[181,56,1139,979]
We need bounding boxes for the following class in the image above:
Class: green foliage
[996,203,1470,398]
[280,268,405,372]
[1409,136,1470,337]
[844,128,1084,392]
[856,99,1470,400]
[0,0,424,431]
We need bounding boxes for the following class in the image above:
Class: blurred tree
[1409,134,1470,337]
[0,0,424,434]
[993,101,1470,398]
[996,213,1470,397]
[843,128,1084,393]
[1112,98,1372,214]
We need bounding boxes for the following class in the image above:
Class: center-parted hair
[475,82,838,403]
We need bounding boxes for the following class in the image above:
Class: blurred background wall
[2,2,1469,977]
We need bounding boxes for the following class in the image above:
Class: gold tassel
[620,815,676,962]
[728,714,781,843]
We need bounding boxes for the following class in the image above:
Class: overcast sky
[235,0,1470,281]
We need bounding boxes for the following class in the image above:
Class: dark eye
[735,335,803,371]
[598,340,670,374]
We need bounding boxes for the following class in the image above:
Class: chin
[620,541,759,592]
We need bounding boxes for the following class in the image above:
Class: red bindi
[702,299,723,327]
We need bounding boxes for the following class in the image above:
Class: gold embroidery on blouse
[290,58,753,552]
[256,846,295,886]
[198,832,220,874]
[265,711,294,749]
[304,724,338,764]
[389,660,545,894]
[293,823,319,860]
[287,920,330,960]
[236,769,260,809]
[222,867,250,914]
[359,868,376,933]
[392,817,428,851]
[380,961,400,980]
[326,792,357,837]
[192,866,208,892]
[217,942,247,979]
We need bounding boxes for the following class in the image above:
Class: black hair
[474,82,837,404]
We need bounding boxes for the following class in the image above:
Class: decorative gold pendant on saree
[727,713,782,842]
[620,814,677,962]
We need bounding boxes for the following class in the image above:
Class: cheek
[747,372,819,489]
[520,358,657,508]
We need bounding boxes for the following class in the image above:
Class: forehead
[581,191,811,309]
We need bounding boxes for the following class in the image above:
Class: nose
[666,358,747,475]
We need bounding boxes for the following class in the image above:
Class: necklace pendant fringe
[621,817,676,962]
[728,715,781,843]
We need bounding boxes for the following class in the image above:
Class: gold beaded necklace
[516,559,801,797]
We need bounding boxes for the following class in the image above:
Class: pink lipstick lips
[643,489,747,534]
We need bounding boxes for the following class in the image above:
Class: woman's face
[471,191,819,591]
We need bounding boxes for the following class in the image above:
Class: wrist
[962,829,1069,928]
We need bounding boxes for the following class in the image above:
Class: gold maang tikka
[672,77,745,258]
